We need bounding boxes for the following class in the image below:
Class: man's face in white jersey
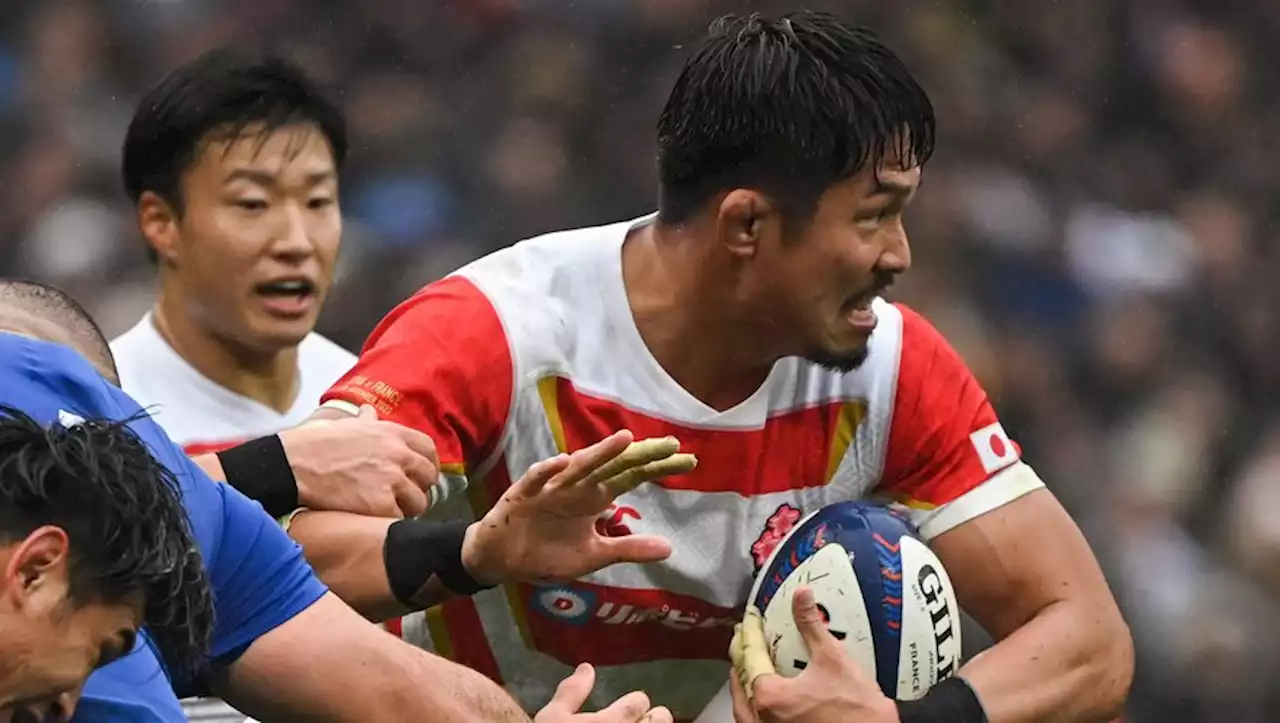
[137,123,341,354]
[721,158,919,373]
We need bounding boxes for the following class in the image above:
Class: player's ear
[716,190,780,261]
[4,525,70,614]
[137,191,181,265]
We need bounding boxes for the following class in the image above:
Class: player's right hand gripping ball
[742,501,963,701]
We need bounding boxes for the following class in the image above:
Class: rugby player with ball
[302,10,1133,723]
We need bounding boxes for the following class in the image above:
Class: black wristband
[896,677,988,723]
[216,435,299,519]
[383,518,494,607]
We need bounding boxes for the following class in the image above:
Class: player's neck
[625,224,777,412]
[152,294,300,414]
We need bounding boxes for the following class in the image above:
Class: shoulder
[300,331,355,363]
[451,220,633,367]
[364,274,512,363]
[105,385,230,546]
[0,333,125,422]
[322,274,516,431]
[891,303,983,406]
[107,314,151,351]
[109,316,180,399]
[375,221,619,365]
[108,316,155,369]
[298,332,357,383]
[878,303,1034,521]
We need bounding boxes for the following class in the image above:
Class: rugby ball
[747,501,962,701]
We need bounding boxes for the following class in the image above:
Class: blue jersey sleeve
[107,386,328,667]
[187,453,329,664]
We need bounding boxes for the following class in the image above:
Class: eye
[235,199,268,212]
[307,196,335,210]
[857,203,904,228]
[855,210,887,228]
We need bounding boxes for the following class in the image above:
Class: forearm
[218,597,528,722]
[287,510,458,621]
[959,600,1133,723]
[253,646,529,723]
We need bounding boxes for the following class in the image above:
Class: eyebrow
[871,175,919,196]
[222,168,336,187]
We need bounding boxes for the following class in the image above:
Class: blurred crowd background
[0,0,1274,721]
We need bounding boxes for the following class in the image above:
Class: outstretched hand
[461,430,697,585]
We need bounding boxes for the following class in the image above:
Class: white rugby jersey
[111,313,356,452]
[321,215,1043,721]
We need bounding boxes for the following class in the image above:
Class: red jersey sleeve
[320,276,514,479]
[877,304,1043,539]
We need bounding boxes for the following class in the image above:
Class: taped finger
[600,453,699,496]
[554,431,633,488]
[738,607,776,697]
[582,437,681,486]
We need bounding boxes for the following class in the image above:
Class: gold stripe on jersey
[825,401,868,482]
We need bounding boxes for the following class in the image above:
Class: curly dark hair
[0,404,213,676]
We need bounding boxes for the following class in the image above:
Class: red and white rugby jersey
[111,313,356,453]
[320,215,1044,721]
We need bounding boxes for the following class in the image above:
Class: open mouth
[254,278,317,317]
[843,286,886,332]
[255,279,316,297]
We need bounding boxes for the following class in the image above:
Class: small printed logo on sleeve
[968,422,1017,475]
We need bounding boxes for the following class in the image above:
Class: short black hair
[0,404,213,676]
[122,48,347,260]
[657,11,935,225]
[0,280,117,385]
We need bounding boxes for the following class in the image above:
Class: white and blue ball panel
[747,501,962,700]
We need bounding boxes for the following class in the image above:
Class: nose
[878,223,911,274]
[270,202,315,262]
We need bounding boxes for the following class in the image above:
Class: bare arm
[287,510,452,621]
[214,591,527,723]
[288,433,694,623]
[936,489,1134,723]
